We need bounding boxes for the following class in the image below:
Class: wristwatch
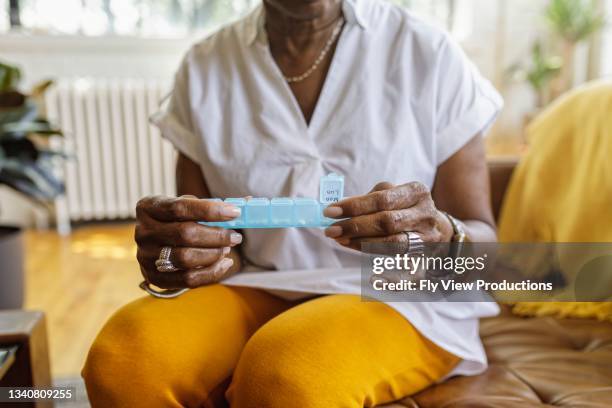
[442,211,467,258]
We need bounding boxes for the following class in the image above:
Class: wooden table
[0,311,52,408]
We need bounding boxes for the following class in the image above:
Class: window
[3,0,462,38]
[0,0,8,32]
[5,0,259,37]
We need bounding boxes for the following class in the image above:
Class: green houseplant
[510,42,563,108]
[0,61,66,309]
[544,0,606,96]
[509,0,605,127]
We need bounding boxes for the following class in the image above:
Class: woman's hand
[135,196,242,289]
[323,182,454,252]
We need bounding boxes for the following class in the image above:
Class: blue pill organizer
[201,173,345,229]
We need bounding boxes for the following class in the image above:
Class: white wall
[1,34,192,86]
[602,0,612,78]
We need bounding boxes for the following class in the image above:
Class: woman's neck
[263,0,343,52]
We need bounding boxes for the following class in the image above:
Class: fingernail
[323,206,343,218]
[220,257,234,269]
[221,205,241,218]
[222,246,231,256]
[325,226,343,238]
[230,232,243,244]
[336,237,350,245]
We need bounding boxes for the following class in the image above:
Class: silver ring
[404,232,424,255]
[155,246,178,272]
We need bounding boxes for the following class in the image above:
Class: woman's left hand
[323,181,454,252]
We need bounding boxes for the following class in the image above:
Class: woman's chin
[265,0,337,21]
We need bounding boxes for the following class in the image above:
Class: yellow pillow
[498,81,612,321]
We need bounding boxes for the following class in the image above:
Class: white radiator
[45,78,176,224]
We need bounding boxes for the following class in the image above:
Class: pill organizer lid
[247,198,270,205]
[319,173,345,204]
[225,198,246,205]
[294,197,318,205]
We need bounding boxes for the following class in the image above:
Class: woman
[83,0,502,406]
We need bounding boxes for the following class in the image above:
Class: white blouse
[152,0,503,378]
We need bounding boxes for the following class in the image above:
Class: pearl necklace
[283,18,345,84]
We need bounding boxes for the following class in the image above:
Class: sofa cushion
[383,315,612,407]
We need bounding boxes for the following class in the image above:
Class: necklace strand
[283,18,345,84]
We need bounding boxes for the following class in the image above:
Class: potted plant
[509,42,563,110]
[545,0,605,97]
[0,61,66,310]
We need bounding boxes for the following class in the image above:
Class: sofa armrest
[488,157,519,222]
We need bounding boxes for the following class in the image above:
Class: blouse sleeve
[433,35,504,165]
[150,54,203,164]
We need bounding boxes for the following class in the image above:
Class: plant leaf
[0,99,38,127]
[0,159,64,201]
[0,61,22,93]
[0,121,63,136]
[30,80,54,98]
[38,149,73,160]
[545,0,605,42]
[0,136,39,160]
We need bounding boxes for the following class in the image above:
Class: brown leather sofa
[383,159,612,408]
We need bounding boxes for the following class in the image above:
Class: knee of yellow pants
[82,296,219,408]
[83,285,291,408]
[227,295,460,408]
[82,298,160,407]
[227,327,325,408]
[226,310,359,408]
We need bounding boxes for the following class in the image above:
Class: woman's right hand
[135,195,243,290]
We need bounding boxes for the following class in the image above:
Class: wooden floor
[24,223,143,378]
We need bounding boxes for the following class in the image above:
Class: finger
[342,233,430,256]
[325,209,420,239]
[141,265,188,290]
[137,196,241,222]
[323,182,429,219]
[138,246,230,270]
[171,246,230,270]
[183,257,234,288]
[143,257,234,289]
[341,233,409,252]
[136,222,242,248]
[369,182,395,193]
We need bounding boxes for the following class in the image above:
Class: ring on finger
[155,246,178,272]
[403,231,424,255]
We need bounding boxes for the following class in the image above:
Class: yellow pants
[83,285,459,407]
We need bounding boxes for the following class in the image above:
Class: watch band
[441,211,467,258]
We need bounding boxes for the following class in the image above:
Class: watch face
[446,213,466,243]
[455,231,467,243]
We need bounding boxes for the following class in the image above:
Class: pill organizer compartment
[245,198,270,225]
[294,198,320,226]
[271,198,294,226]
